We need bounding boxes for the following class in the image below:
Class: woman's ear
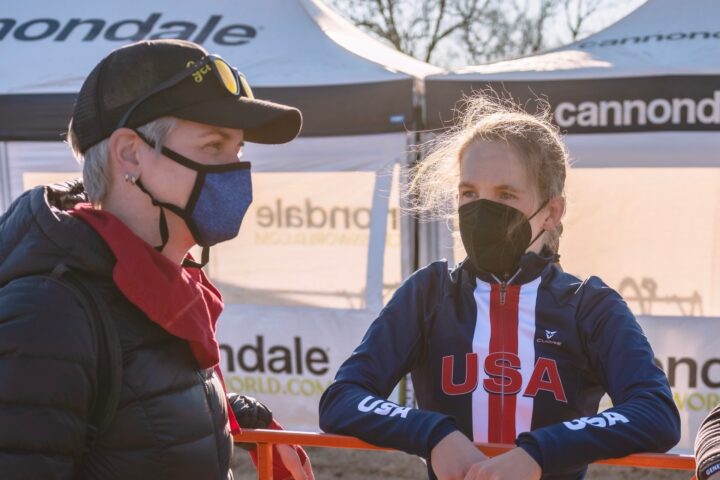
[108,128,143,181]
[543,196,566,231]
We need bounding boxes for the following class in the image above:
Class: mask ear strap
[134,128,206,171]
[528,199,550,221]
[132,132,202,256]
[134,178,175,252]
[527,199,551,250]
[154,207,170,252]
[527,228,545,249]
[182,247,210,269]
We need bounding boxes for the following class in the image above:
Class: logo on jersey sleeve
[441,353,567,402]
[563,411,630,430]
[357,395,411,418]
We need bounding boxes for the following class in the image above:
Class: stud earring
[124,173,137,185]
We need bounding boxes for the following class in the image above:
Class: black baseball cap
[71,39,302,153]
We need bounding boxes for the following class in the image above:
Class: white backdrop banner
[637,315,720,455]
[216,305,379,431]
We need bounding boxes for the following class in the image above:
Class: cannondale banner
[632,316,720,454]
[425,75,720,134]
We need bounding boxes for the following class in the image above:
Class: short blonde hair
[66,117,177,206]
[408,93,569,252]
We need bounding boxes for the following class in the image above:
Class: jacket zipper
[489,268,523,440]
[492,269,522,306]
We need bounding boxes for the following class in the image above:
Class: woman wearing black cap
[0,39,312,480]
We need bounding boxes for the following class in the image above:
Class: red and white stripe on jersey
[471,277,541,443]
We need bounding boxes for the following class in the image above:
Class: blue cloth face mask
[133,130,252,268]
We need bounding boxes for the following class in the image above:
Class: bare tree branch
[564,0,605,41]
[328,0,616,67]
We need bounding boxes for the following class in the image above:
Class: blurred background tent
[0,0,439,429]
[423,0,720,453]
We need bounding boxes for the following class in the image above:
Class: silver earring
[124,173,137,185]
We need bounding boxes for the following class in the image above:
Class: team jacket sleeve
[516,278,681,476]
[319,265,458,458]
[0,277,95,479]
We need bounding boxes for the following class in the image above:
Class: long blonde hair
[408,93,569,252]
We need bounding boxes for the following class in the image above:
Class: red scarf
[70,203,240,434]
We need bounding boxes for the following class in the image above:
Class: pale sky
[545,0,647,45]
[457,0,649,67]
[329,0,649,68]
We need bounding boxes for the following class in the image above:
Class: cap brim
[170,96,302,144]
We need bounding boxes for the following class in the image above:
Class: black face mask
[458,199,547,277]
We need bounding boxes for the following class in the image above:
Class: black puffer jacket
[0,183,233,479]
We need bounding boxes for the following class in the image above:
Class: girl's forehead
[459,140,531,188]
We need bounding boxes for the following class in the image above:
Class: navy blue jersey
[319,252,680,479]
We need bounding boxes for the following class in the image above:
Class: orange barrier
[235,429,697,479]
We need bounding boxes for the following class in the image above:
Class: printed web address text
[599,390,720,413]
[225,375,333,397]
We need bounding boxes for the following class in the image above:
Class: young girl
[318,95,680,480]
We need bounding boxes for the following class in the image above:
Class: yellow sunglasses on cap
[117,54,254,129]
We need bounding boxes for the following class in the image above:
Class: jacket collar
[461,248,558,286]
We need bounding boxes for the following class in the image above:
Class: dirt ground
[232,447,692,479]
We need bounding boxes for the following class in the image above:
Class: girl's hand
[463,447,541,480]
[430,430,488,480]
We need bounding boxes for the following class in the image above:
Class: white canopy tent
[426,0,720,165]
[424,0,720,453]
[0,0,440,429]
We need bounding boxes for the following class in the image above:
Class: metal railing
[234,429,697,479]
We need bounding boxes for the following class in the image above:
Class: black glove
[228,393,273,450]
